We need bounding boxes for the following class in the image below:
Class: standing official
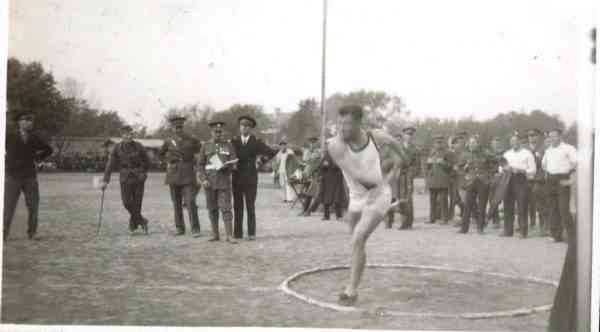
[4,109,53,241]
[101,125,150,234]
[159,115,202,236]
[542,128,577,242]
[501,134,536,238]
[425,135,452,224]
[457,136,495,234]
[320,150,347,220]
[525,128,547,231]
[197,120,238,243]
[397,127,418,229]
[448,132,467,225]
[488,136,506,228]
[231,115,277,241]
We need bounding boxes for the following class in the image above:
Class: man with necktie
[231,115,278,241]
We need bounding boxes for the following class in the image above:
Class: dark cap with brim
[527,128,542,136]
[209,121,226,129]
[168,115,187,125]
[13,108,35,121]
[402,126,416,134]
[121,125,134,133]
[238,115,257,128]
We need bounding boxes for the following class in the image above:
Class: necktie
[21,132,28,143]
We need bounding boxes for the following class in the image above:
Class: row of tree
[6,57,576,157]
[6,58,128,159]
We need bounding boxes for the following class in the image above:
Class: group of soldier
[3,105,577,246]
[3,108,280,243]
[410,126,576,241]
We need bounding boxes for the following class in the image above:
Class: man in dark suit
[159,115,202,236]
[425,135,452,224]
[525,128,547,231]
[101,125,150,234]
[231,115,277,240]
[4,109,53,241]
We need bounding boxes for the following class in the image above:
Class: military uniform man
[101,125,150,234]
[396,126,418,229]
[197,120,238,243]
[159,115,202,236]
[425,135,453,224]
[4,109,53,241]
[488,136,506,228]
[457,135,495,234]
[525,128,547,232]
[448,131,467,225]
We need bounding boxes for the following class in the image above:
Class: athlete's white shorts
[347,184,392,215]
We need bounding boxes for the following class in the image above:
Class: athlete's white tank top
[338,133,383,195]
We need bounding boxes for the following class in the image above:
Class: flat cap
[238,115,257,128]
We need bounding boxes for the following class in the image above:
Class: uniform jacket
[526,142,546,182]
[103,140,149,184]
[455,148,496,187]
[400,142,419,177]
[159,133,201,186]
[231,135,277,186]
[4,130,53,179]
[197,138,237,190]
[424,148,453,189]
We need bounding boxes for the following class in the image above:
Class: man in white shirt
[541,128,577,242]
[501,133,536,238]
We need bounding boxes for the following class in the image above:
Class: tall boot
[208,210,219,241]
[386,211,394,229]
[322,205,330,220]
[224,218,237,244]
[335,204,343,220]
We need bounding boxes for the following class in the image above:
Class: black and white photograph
[1,0,599,331]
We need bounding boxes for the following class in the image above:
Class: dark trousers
[547,175,572,241]
[461,179,489,233]
[233,182,258,238]
[120,181,146,231]
[323,204,343,220]
[503,173,529,237]
[448,179,463,219]
[3,175,39,239]
[429,188,448,223]
[169,184,200,232]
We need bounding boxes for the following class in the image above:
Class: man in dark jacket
[4,109,53,241]
[425,135,452,224]
[101,125,150,234]
[231,115,277,240]
[159,115,202,236]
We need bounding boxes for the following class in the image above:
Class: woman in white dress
[276,141,297,202]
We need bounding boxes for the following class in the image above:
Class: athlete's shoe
[338,292,358,306]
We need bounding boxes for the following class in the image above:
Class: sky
[8,0,590,130]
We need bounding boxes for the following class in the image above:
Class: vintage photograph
[2,0,598,331]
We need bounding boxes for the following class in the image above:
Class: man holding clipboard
[197,119,239,243]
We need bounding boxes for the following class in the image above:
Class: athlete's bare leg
[345,211,361,233]
[339,188,391,306]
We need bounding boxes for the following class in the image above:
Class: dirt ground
[1,173,567,330]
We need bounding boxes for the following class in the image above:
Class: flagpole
[320,0,328,151]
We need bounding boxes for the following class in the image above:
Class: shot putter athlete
[327,104,407,306]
